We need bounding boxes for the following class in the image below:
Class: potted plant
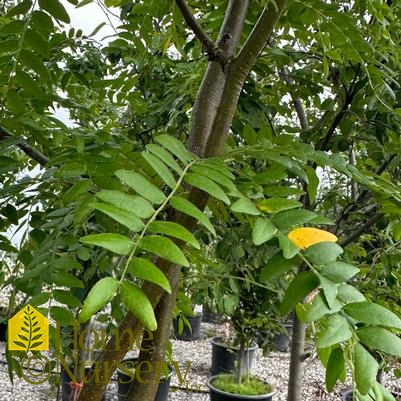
[172,310,203,341]
[205,223,278,400]
[210,322,258,376]
[117,358,174,401]
[207,374,276,401]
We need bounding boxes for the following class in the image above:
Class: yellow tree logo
[8,305,49,351]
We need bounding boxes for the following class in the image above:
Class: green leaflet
[272,209,318,230]
[337,284,366,304]
[184,172,230,205]
[264,186,305,197]
[354,343,379,395]
[6,0,33,17]
[79,277,120,323]
[195,159,235,180]
[29,292,51,307]
[304,242,343,265]
[2,204,19,224]
[231,198,261,215]
[318,262,359,283]
[154,134,193,164]
[23,28,50,58]
[280,271,320,315]
[63,179,92,203]
[344,301,401,329]
[1,20,24,35]
[0,156,19,174]
[80,233,134,255]
[128,257,171,293]
[252,217,277,245]
[88,22,106,37]
[96,190,155,219]
[190,164,237,192]
[38,0,70,23]
[357,326,401,357]
[146,143,183,175]
[50,306,76,325]
[15,70,41,97]
[52,272,84,288]
[53,290,82,308]
[76,0,94,7]
[120,281,157,331]
[277,231,300,259]
[141,151,177,189]
[170,196,216,236]
[90,202,144,232]
[260,252,301,282]
[148,221,200,249]
[138,235,189,266]
[115,170,166,205]
[305,165,319,203]
[325,347,346,392]
[317,314,352,348]
[53,256,83,271]
[257,198,301,213]
[318,275,338,309]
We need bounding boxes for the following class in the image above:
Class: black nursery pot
[207,376,276,401]
[272,323,293,352]
[210,337,258,376]
[61,367,106,401]
[173,313,202,341]
[341,388,401,400]
[117,358,173,401]
[0,321,7,342]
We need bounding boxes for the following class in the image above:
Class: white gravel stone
[0,321,400,400]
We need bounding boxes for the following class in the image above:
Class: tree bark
[287,314,307,401]
[188,0,250,156]
[125,271,180,401]
[0,126,49,166]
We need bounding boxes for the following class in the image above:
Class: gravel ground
[0,321,400,401]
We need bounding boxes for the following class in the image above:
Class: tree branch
[235,0,287,75]
[187,0,250,156]
[336,153,397,227]
[0,126,48,166]
[317,95,353,151]
[316,66,361,151]
[281,66,309,131]
[339,212,383,248]
[205,0,287,155]
[174,0,224,63]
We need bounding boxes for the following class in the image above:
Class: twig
[281,66,309,131]
[339,212,383,247]
[0,126,48,166]
[175,0,225,64]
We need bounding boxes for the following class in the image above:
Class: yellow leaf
[287,227,338,250]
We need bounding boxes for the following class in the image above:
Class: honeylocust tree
[1,1,401,401]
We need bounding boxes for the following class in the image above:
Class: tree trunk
[235,341,246,385]
[287,314,307,401]
[125,271,180,401]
